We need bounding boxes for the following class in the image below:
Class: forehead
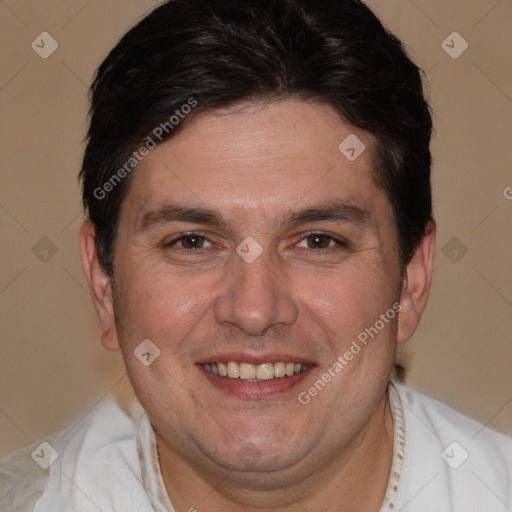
[120,99,390,226]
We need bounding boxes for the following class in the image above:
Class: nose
[213,250,299,336]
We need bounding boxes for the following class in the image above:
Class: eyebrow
[137,200,371,232]
[138,204,231,231]
[284,200,370,229]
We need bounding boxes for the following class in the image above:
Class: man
[1,0,511,510]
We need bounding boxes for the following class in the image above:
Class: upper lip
[197,352,316,365]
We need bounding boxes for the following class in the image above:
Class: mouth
[201,361,310,380]
[197,357,315,399]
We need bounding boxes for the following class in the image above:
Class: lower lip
[198,365,315,399]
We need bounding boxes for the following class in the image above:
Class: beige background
[1,0,511,457]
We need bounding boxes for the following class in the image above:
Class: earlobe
[79,221,120,351]
[397,221,436,343]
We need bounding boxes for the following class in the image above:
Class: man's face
[106,99,403,475]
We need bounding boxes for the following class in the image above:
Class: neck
[157,390,394,512]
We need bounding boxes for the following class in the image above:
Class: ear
[79,221,119,350]
[397,221,436,343]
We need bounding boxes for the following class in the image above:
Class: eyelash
[163,231,348,252]
[295,231,348,250]
[164,232,214,250]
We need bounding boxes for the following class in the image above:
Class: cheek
[113,265,216,406]
[114,259,218,348]
[298,265,397,346]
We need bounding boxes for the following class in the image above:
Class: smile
[202,361,310,380]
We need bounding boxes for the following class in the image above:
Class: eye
[295,233,346,250]
[164,233,214,250]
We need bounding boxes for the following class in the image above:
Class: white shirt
[1,379,511,511]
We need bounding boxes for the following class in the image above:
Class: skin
[80,99,435,511]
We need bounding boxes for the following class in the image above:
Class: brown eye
[294,233,348,251]
[306,234,332,249]
[179,234,206,249]
[164,233,213,250]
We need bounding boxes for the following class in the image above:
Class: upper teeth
[202,362,308,380]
